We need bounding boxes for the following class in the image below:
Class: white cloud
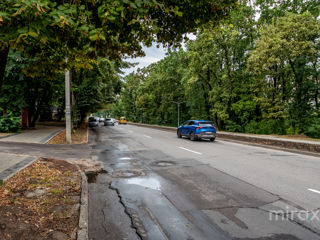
[121,33,197,76]
[122,44,167,75]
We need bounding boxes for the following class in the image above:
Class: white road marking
[143,134,152,139]
[308,188,320,194]
[178,147,202,155]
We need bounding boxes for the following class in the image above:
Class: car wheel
[210,138,215,142]
[177,130,182,138]
[190,131,197,141]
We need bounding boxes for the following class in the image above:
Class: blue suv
[177,120,217,141]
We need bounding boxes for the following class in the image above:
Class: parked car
[119,116,127,124]
[99,117,105,122]
[104,118,117,126]
[88,117,99,127]
[177,120,217,141]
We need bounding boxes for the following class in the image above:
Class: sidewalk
[0,125,63,184]
[0,153,36,184]
[0,125,63,144]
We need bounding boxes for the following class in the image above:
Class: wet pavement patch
[118,157,133,160]
[112,169,145,178]
[152,160,176,167]
[85,169,108,183]
[125,177,161,190]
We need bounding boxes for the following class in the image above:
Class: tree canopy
[0,0,236,85]
[0,0,237,130]
[115,0,320,138]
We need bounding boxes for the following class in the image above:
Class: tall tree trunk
[0,46,9,96]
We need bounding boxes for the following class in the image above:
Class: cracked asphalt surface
[87,124,320,240]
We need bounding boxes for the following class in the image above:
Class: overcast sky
[122,44,167,76]
[122,34,196,76]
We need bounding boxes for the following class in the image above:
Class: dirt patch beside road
[0,133,15,138]
[48,125,87,144]
[0,158,81,240]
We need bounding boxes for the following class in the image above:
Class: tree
[184,3,258,129]
[0,0,237,95]
[248,12,319,130]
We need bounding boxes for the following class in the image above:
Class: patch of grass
[65,198,72,204]
[49,189,63,195]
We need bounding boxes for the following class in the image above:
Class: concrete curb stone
[41,129,64,143]
[77,171,88,240]
[0,156,38,186]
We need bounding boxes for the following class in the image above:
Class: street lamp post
[172,101,184,127]
[65,57,72,143]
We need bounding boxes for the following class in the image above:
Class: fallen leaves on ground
[0,158,81,240]
[48,124,87,144]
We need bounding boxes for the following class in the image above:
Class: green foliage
[0,110,21,133]
[248,11,320,130]
[0,0,237,131]
[304,112,320,138]
[225,120,243,132]
[305,120,320,138]
[0,0,236,79]
[244,119,288,135]
[116,50,189,126]
[0,51,27,113]
[115,1,320,138]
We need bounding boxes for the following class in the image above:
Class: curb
[128,122,320,156]
[0,156,38,186]
[78,171,89,240]
[41,128,64,144]
[0,133,20,140]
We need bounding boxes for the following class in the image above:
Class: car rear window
[89,117,97,122]
[199,122,213,126]
[106,118,111,121]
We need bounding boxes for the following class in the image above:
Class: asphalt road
[88,124,320,240]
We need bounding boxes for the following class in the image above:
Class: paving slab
[0,125,63,144]
[0,153,37,184]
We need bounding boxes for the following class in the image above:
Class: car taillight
[213,126,217,129]
[196,127,203,130]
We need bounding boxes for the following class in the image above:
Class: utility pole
[172,101,184,127]
[65,57,72,143]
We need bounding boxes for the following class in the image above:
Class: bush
[305,120,320,138]
[244,119,287,135]
[0,112,21,133]
[244,121,259,133]
[225,120,243,132]
[285,126,301,135]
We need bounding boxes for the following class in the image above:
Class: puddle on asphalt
[125,177,161,191]
[119,157,132,160]
[111,162,130,167]
[112,169,145,178]
[152,161,176,167]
